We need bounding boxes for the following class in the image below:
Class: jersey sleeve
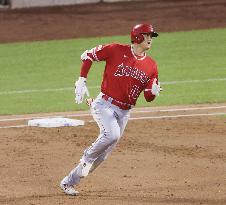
[143,62,159,102]
[81,44,112,62]
[79,44,113,78]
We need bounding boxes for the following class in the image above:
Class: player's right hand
[75,77,90,104]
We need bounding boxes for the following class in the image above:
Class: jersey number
[129,85,141,100]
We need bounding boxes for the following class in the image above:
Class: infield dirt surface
[0,0,226,204]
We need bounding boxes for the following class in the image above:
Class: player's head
[131,23,158,45]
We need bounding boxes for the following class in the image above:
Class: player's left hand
[151,78,162,96]
[75,77,90,104]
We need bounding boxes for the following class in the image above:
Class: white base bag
[28,117,85,128]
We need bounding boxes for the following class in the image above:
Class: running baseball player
[60,23,161,195]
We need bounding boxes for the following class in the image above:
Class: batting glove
[75,77,90,104]
[151,78,162,96]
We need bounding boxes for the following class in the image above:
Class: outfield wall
[10,0,134,9]
[10,0,100,9]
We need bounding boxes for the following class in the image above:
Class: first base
[28,117,85,128]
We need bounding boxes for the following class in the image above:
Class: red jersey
[80,43,158,106]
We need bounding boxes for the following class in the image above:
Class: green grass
[0,28,226,115]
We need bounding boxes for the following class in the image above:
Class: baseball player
[60,23,161,195]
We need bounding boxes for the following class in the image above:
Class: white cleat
[60,182,79,196]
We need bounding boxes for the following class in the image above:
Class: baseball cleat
[60,182,79,196]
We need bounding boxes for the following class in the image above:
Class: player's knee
[105,129,120,144]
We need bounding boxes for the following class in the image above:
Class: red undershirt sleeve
[144,62,158,102]
[80,60,93,78]
[144,91,156,102]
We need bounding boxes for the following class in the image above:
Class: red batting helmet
[131,23,158,44]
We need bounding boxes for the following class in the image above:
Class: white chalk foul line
[0,125,28,129]
[0,87,74,95]
[161,78,226,85]
[1,105,226,122]
[0,78,226,95]
[132,105,226,114]
[1,112,225,129]
[129,112,226,121]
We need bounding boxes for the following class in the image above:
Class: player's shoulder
[145,55,158,72]
[146,55,157,66]
[106,43,130,50]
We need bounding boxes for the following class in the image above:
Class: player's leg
[84,101,121,163]
[117,110,130,136]
[89,109,130,173]
[60,99,120,191]
[89,142,115,173]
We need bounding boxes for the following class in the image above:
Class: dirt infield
[0,105,226,205]
[1,0,226,204]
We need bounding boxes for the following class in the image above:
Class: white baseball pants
[62,93,130,186]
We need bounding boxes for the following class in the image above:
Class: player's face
[140,33,152,50]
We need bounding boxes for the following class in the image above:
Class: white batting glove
[151,78,162,96]
[75,77,90,104]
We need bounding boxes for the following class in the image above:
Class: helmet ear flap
[135,33,144,44]
[131,23,158,44]
[131,30,144,44]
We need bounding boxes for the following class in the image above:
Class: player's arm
[74,45,109,104]
[143,65,162,102]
